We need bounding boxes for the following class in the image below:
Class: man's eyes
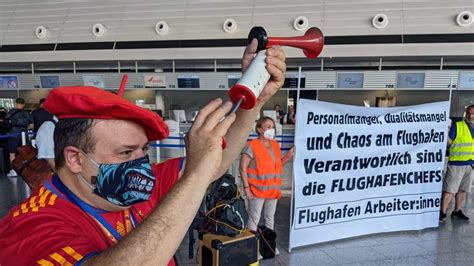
[120,150,133,156]
[119,145,149,156]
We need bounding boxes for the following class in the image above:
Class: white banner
[290,100,450,249]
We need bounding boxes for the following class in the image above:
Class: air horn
[229,26,324,110]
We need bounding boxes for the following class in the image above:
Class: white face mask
[263,128,275,140]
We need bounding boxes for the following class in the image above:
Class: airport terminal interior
[1,0,474,265]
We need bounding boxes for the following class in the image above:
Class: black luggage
[258,225,277,260]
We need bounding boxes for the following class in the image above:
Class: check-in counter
[152,122,296,192]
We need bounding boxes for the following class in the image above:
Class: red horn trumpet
[229,27,324,110]
[249,26,324,58]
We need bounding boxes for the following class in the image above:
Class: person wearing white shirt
[35,116,57,170]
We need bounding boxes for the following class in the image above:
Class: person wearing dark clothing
[286,105,296,125]
[0,108,9,173]
[5,98,33,176]
[0,108,7,134]
[31,98,53,132]
[274,104,286,124]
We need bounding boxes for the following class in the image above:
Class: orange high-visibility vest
[246,139,283,199]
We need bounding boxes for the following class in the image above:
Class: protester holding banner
[240,117,294,248]
[440,105,474,221]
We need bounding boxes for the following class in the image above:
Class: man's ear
[63,146,83,174]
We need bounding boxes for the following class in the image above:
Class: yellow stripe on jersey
[39,190,51,204]
[29,192,40,211]
[37,259,54,266]
[116,221,126,237]
[48,194,58,206]
[29,187,46,211]
[12,187,56,217]
[62,246,84,261]
[27,187,45,207]
[49,252,73,266]
[21,203,28,214]
[124,209,133,234]
[30,203,47,212]
[30,195,38,204]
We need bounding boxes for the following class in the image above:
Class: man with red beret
[0,41,286,265]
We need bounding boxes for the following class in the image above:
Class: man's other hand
[184,99,236,183]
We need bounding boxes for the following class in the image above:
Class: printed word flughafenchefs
[302,169,442,196]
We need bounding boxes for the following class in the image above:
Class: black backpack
[187,174,249,259]
[3,109,22,132]
[203,174,248,237]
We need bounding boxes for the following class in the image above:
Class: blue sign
[397,73,425,88]
[83,75,105,88]
[284,73,306,88]
[458,72,474,90]
[0,76,19,89]
[228,74,241,88]
[40,75,60,88]
[177,75,200,88]
[337,73,364,88]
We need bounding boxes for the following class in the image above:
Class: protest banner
[290,100,450,249]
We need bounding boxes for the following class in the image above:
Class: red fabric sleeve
[0,212,99,266]
[149,157,183,206]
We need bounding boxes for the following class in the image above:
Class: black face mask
[79,154,155,206]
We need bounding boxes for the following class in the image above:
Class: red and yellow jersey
[0,157,184,266]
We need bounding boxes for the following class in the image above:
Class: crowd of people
[0,98,54,177]
[274,104,296,125]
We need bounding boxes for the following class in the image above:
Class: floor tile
[372,242,432,259]
[323,246,386,264]
[424,251,474,265]
[415,239,474,255]
[350,256,435,266]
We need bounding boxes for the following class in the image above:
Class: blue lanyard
[129,209,138,228]
[49,175,125,241]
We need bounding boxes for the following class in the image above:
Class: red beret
[43,86,169,141]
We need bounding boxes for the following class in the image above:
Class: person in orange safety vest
[239,116,294,251]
